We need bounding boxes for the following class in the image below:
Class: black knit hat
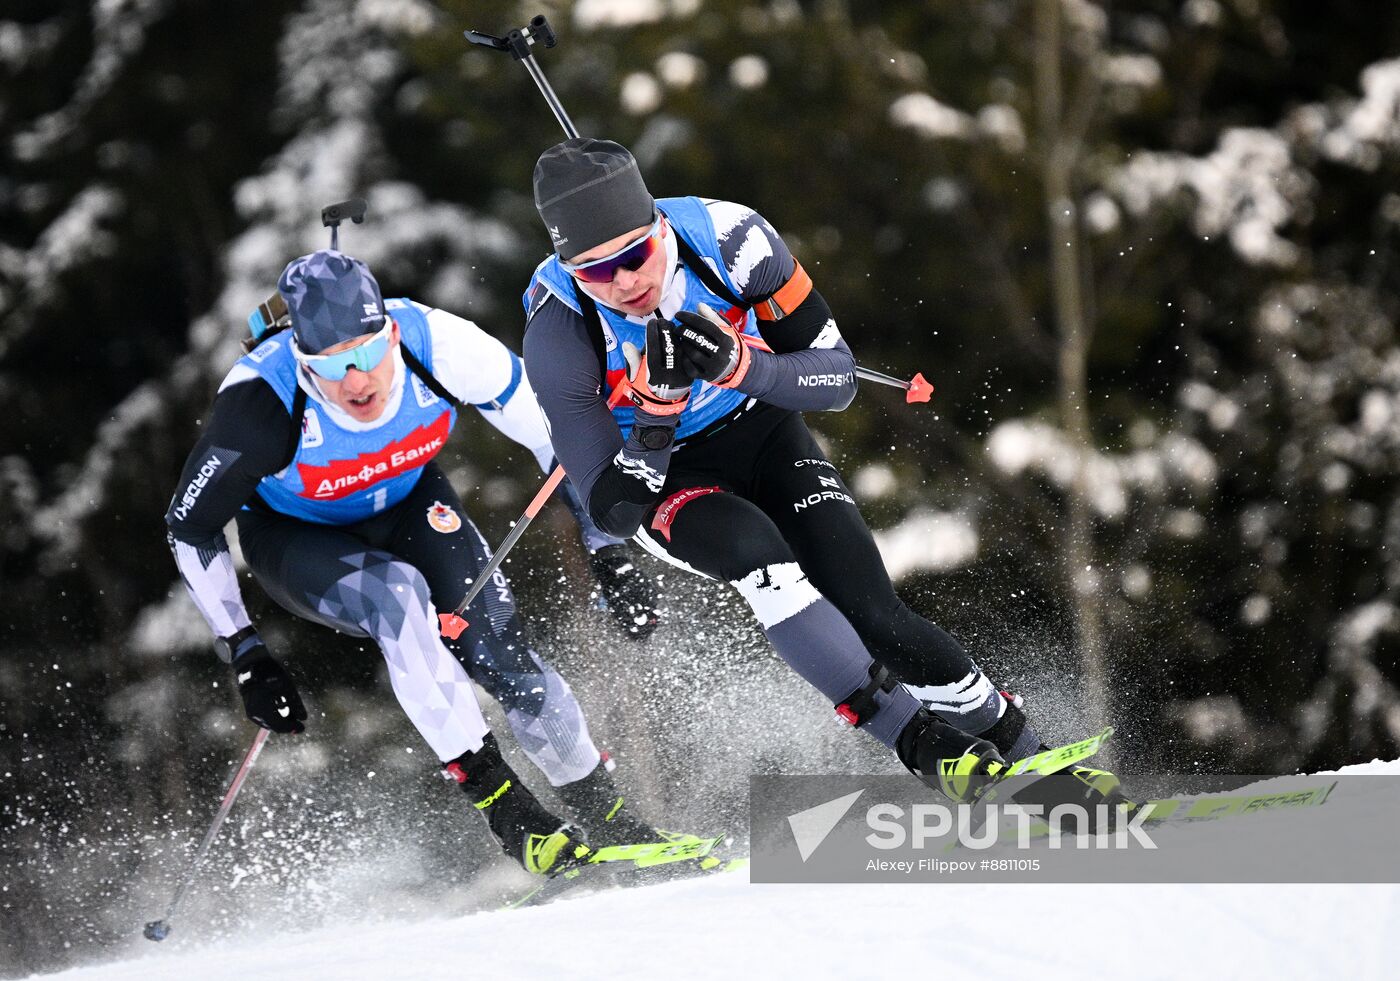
[533,138,655,260]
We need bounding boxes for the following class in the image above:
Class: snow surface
[29,758,1400,981]
[32,875,1397,981]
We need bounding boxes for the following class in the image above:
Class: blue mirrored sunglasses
[561,216,662,284]
[293,320,393,381]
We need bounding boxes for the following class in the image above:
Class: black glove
[233,643,307,734]
[621,319,692,414]
[673,302,750,387]
[588,544,661,641]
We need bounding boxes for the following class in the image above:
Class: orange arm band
[754,260,813,321]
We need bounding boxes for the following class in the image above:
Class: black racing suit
[523,200,1039,760]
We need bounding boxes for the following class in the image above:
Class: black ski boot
[974,691,1046,762]
[1007,765,1137,834]
[443,734,591,876]
[986,691,1134,832]
[554,756,665,847]
[896,708,1006,803]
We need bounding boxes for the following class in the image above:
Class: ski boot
[971,690,1046,762]
[987,691,1135,831]
[554,753,667,848]
[555,754,738,880]
[1063,764,1133,807]
[1007,764,1136,834]
[443,734,591,876]
[896,707,1006,803]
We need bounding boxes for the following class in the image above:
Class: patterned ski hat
[277,250,385,354]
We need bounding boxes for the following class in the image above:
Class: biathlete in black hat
[522,138,1118,800]
[165,249,673,876]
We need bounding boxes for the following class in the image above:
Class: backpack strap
[399,344,463,409]
[522,280,608,381]
[673,222,809,322]
[282,386,308,471]
[529,226,740,383]
[562,227,740,378]
[278,342,452,475]
[671,228,746,310]
[260,325,459,471]
[570,286,610,379]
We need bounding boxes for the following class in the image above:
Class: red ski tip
[439,612,469,639]
[906,372,934,404]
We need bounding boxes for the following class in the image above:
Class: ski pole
[438,467,564,639]
[439,382,631,640]
[466,15,936,407]
[144,727,270,942]
[466,16,579,139]
[247,198,370,345]
[733,332,931,404]
[855,366,933,403]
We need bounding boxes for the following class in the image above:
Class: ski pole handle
[465,16,579,139]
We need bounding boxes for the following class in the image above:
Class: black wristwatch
[633,425,675,451]
[214,625,261,664]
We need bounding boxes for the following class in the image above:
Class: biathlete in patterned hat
[165,247,671,876]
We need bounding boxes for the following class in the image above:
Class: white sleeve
[169,533,253,640]
[425,305,555,471]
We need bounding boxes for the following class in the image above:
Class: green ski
[933,726,1114,804]
[502,832,731,910]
